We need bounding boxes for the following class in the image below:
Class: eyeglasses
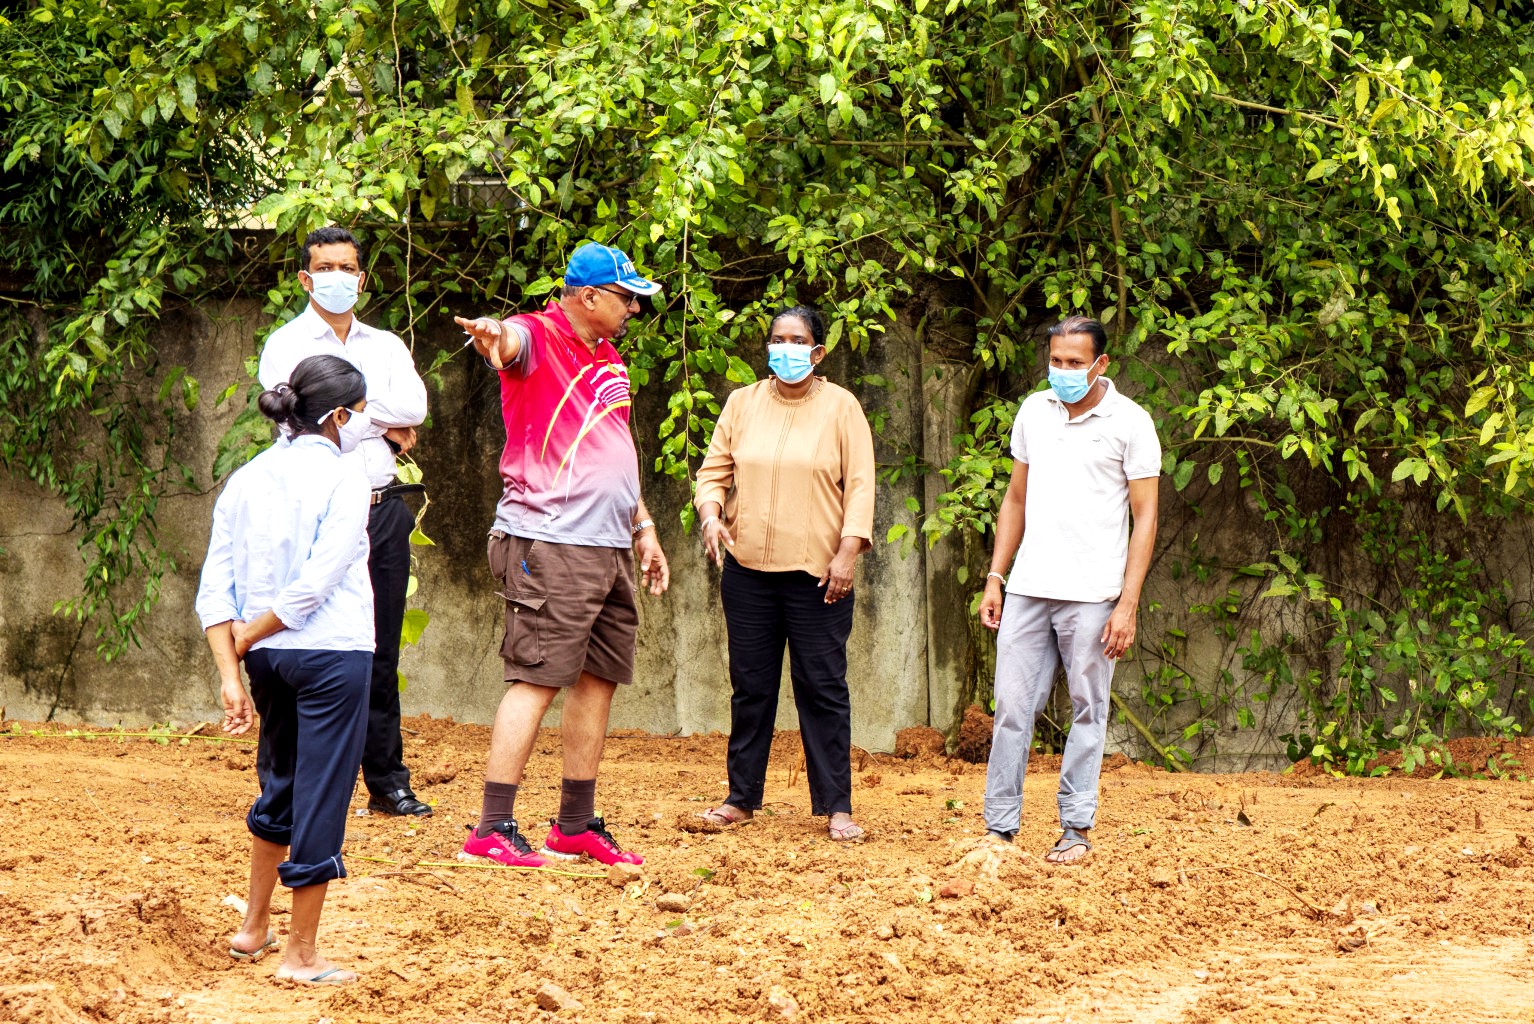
[595,286,641,310]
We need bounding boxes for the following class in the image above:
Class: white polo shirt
[1006,377,1161,603]
[258,306,427,489]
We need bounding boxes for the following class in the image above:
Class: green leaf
[429,0,458,33]
[176,74,197,112]
[819,73,838,105]
[825,318,844,352]
[1464,386,1496,418]
[401,609,430,647]
[1391,458,1423,484]
[1172,460,1195,492]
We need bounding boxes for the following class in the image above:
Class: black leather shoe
[368,789,432,816]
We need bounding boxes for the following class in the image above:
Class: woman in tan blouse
[693,306,876,841]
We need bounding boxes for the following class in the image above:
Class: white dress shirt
[196,435,375,652]
[258,305,428,488]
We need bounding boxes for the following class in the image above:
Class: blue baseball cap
[564,242,661,296]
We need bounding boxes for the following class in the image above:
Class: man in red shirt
[453,243,669,868]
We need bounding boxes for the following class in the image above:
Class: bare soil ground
[3,715,1534,1024]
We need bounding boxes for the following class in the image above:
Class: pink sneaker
[459,820,548,868]
[542,817,643,865]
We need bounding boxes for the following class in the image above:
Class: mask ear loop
[316,407,348,427]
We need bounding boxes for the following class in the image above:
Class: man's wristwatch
[632,518,655,536]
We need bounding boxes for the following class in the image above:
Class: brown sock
[557,778,596,835]
[476,781,519,838]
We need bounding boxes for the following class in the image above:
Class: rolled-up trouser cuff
[278,854,347,889]
[246,807,292,847]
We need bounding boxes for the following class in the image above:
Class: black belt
[370,483,426,505]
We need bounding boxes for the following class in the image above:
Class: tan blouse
[694,377,876,577]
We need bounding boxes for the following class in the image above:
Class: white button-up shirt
[258,305,428,488]
[1007,377,1161,603]
[195,435,375,652]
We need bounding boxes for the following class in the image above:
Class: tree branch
[1208,93,1344,129]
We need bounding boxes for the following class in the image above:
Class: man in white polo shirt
[258,225,432,818]
[977,315,1160,864]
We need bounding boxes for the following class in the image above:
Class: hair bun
[256,382,301,427]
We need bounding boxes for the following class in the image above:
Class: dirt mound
[953,704,994,762]
[1291,735,1534,780]
[894,726,947,759]
[410,760,459,787]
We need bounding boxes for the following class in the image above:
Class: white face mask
[319,406,371,453]
[307,270,360,315]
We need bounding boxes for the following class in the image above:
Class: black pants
[363,495,413,797]
[720,555,855,817]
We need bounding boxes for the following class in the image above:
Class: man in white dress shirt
[258,225,432,818]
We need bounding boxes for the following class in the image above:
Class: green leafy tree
[4,0,1534,767]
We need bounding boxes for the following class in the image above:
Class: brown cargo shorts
[487,531,638,688]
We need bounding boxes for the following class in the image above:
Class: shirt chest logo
[590,365,631,410]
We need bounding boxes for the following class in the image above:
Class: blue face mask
[767,342,817,384]
[307,270,360,315]
[1048,359,1100,403]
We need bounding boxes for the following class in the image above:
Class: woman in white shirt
[197,353,374,986]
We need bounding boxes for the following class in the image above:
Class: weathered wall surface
[5,294,1354,768]
[0,298,940,751]
[0,301,263,725]
[11,294,1342,765]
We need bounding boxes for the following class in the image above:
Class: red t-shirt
[491,301,640,548]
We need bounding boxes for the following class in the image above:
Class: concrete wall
[14,296,1450,765]
[0,298,934,751]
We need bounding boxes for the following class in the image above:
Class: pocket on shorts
[490,533,541,602]
[500,538,548,667]
[488,531,510,593]
[503,593,546,667]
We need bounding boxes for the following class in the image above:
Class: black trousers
[720,555,855,817]
[363,495,413,797]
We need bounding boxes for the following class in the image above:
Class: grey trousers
[983,595,1117,835]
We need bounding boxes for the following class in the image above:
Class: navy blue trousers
[246,648,371,889]
[363,495,412,797]
[720,555,855,817]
